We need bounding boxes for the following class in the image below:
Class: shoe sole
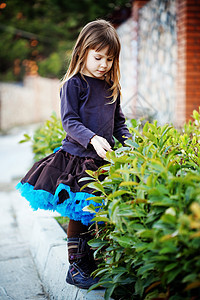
[66,277,92,289]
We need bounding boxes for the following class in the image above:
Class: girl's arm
[61,78,111,158]
[60,78,95,149]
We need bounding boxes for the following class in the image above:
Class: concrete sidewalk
[0,190,49,300]
[0,127,107,300]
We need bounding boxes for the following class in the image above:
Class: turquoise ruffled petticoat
[16,150,105,225]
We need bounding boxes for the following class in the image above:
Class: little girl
[16,19,132,289]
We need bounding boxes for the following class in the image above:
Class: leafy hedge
[20,112,66,161]
[83,110,200,299]
[21,110,200,299]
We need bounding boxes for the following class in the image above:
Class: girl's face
[82,46,114,80]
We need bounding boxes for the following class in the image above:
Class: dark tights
[67,219,89,238]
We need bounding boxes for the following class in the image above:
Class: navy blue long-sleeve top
[60,73,132,160]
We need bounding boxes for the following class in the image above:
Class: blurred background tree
[0,0,132,81]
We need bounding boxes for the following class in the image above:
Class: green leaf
[143,131,157,144]
[94,268,109,277]
[78,177,95,182]
[161,214,176,224]
[193,109,199,120]
[92,216,110,223]
[108,190,132,199]
[167,268,182,284]
[87,280,111,293]
[86,182,105,194]
[131,223,146,231]
[143,121,149,133]
[159,246,177,254]
[149,159,166,172]
[88,239,107,248]
[85,169,98,178]
[86,196,104,203]
[133,242,148,252]
[137,263,155,275]
[19,133,31,143]
[136,229,153,239]
[131,128,144,141]
[82,205,96,213]
[125,138,139,148]
[115,236,133,248]
[154,255,171,261]
[160,125,173,139]
[116,168,136,174]
[182,273,197,283]
[105,284,116,300]
[148,122,158,134]
[164,262,178,272]
[119,181,139,187]
[111,267,127,274]
[110,199,120,217]
[135,278,144,297]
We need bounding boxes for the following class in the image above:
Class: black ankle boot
[66,237,99,289]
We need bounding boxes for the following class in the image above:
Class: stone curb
[12,191,107,300]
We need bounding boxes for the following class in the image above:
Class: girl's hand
[90,135,112,159]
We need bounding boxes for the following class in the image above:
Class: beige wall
[117,18,138,119]
[0,76,60,131]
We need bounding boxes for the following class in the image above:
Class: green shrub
[38,52,64,78]
[20,109,200,299]
[83,109,200,299]
[20,112,66,161]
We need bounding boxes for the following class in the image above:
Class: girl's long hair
[61,19,121,102]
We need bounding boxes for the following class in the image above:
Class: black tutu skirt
[16,149,106,225]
